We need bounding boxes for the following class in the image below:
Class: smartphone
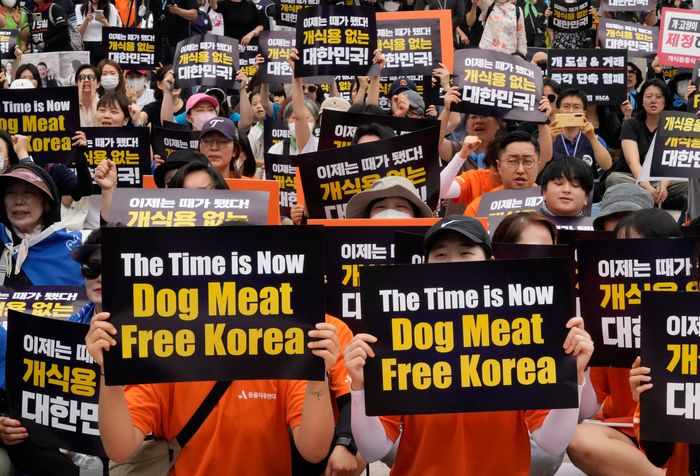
[554,113,585,128]
[31,12,41,22]
[94,9,104,20]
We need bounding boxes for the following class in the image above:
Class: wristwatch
[334,436,358,455]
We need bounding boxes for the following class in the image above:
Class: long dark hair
[233,132,257,179]
[168,161,229,190]
[634,79,673,121]
[80,0,111,18]
[0,131,20,171]
[14,64,42,88]
[615,208,681,238]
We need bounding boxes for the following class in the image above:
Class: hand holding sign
[629,356,652,402]
[344,333,377,391]
[563,316,594,384]
[85,312,117,371]
[0,417,28,446]
[308,322,340,373]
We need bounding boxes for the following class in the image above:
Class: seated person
[592,183,653,232]
[344,176,434,219]
[539,156,594,217]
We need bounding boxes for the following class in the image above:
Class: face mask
[287,122,296,136]
[676,79,690,97]
[383,0,400,11]
[1,0,16,8]
[100,75,119,91]
[371,209,413,219]
[193,111,217,131]
[308,122,316,135]
[127,78,145,92]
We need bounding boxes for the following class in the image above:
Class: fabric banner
[82,127,150,188]
[103,27,158,70]
[659,8,700,68]
[174,34,239,88]
[453,49,545,122]
[264,152,297,218]
[361,257,578,415]
[645,111,700,180]
[294,5,377,78]
[318,110,432,150]
[0,87,79,164]
[597,18,658,58]
[640,292,700,444]
[151,126,200,159]
[548,49,627,105]
[298,125,441,219]
[600,0,651,12]
[307,219,435,334]
[275,0,322,27]
[551,0,591,33]
[0,287,88,322]
[0,30,17,60]
[100,226,326,385]
[110,188,274,226]
[577,237,699,367]
[5,311,104,456]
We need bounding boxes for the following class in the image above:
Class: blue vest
[552,132,602,177]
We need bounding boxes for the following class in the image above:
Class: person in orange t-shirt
[344,216,595,475]
[85,313,340,476]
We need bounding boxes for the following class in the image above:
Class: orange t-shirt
[379,410,549,475]
[465,185,504,217]
[590,366,637,437]
[453,169,498,206]
[126,379,306,475]
[327,314,352,403]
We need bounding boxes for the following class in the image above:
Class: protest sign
[6,311,104,456]
[83,127,150,188]
[549,216,595,231]
[238,41,260,80]
[601,0,651,11]
[0,87,79,164]
[294,5,377,78]
[151,126,200,159]
[577,237,699,367]
[659,8,700,68]
[557,229,614,245]
[298,126,441,219]
[377,74,427,110]
[0,30,17,60]
[360,257,578,415]
[548,49,627,105]
[15,51,90,87]
[103,27,158,70]
[642,111,700,180]
[318,110,432,150]
[174,34,239,88]
[492,243,573,260]
[597,18,658,57]
[0,287,88,323]
[453,49,545,122]
[551,0,590,32]
[335,75,356,101]
[477,188,545,217]
[264,118,292,151]
[110,187,277,226]
[101,226,325,385]
[275,0,322,27]
[393,229,428,265]
[308,219,435,334]
[258,31,332,84]
[689,60,700,114]
[640,292,700,443]
[264,152,297,218]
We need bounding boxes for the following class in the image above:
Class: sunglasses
[81,261,101,280]
[78,74,96,81]
[303,85,318,93]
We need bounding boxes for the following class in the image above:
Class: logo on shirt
[237,389,277,400]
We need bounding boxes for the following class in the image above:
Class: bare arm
[236,71,254,132]
[289,48,311,152]
[366,49,385,106]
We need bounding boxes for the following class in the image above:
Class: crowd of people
[0,0,697,474]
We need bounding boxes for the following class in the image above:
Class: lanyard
[560,132,581,158]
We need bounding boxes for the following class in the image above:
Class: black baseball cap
[423,215,492,258]
[388,78,418,97]
[154,149,209,188]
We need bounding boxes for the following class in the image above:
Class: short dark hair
[488,131,539,167]
[168,161,229,190]
[636,79,673,120]
[15,63,41,88]
[96,92,131,121]
[540,157,594,195]
[492,213,558,244]
[347,103,389,116]
[556,89,588,110]
[543,78,561,95]
[74,64,97,84]
[615,208,682,238]
[351,123,396,144]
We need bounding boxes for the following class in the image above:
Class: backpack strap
[175,381,232,448]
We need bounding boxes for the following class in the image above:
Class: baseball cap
[200,117,238,141]
[389,78,417,97]
[186,93,220,113]
[423,215,492,258]
[593,183,654,230]
[124,70,147,76]
[153,150,210,188]
[320,97,351,114]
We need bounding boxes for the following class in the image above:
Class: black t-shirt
[152,0,197,42]
[31,3,70,52]
[143,99,187,127]
[618,116,656,174]
[214,0,262,41]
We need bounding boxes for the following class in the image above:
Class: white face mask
[127,77,145,92]
[100,75,119,91]
[288,121,315,137]
[371,209,413,219]
[192,111,217,131]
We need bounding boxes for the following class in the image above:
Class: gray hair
[283,97,319,122]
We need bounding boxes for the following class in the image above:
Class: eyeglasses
[303,85,318,93]
[78,74,96,81]
[627,70,635,74]
[500,158,537,169]
[81,261,101,280]
[200,136,233,147]
[547,94,557,103]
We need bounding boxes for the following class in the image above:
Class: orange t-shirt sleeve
[453,172,475,205]
[589,367,611,405]
[326,315,353,398]
[379,415,403,442]
[124,383,169,439]
[285,379,307,430]
[523,409,550,432]
[464,196,480,217]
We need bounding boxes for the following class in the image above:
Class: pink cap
[186,93,220,113]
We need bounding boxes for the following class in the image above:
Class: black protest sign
[335,75,356,101]
[275,0,322,27]
[557,229,614,245]
[393,230,426,265]
[110,188,272,226]
[294,5,377,78]
[649,111,700,179]
[103,27,158,70]
[453,49,545,122]
[264,152,297,218]
[551,0,590,33]
[100,226,325,385]
[0,87,79,165]
[550,216,595,231]
[318,110,432,150]
[597,18,658,58]
[376,17,441,76]
[298,126,441,219]
[6,311,104,456]
[492,243,573,260]
[601,0,651,11]
[174,34,239,88]
[0,287,88,322]
[263,118,291,152]
[258,31,331,84]
[690,61,700,114]
[477,188,545,217]
[83,127,150,188]
[577,237,699,367]
[238,41,260,80]
[0,30,17,60]
[151,126,200,159]
[377,74,426,110]
[659,8,700,68]
[308,219,434,334]
[548,49,627,105]
[361,258,578,415]
[640,292,700,443]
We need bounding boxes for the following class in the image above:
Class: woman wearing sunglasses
[68,228,103,324]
